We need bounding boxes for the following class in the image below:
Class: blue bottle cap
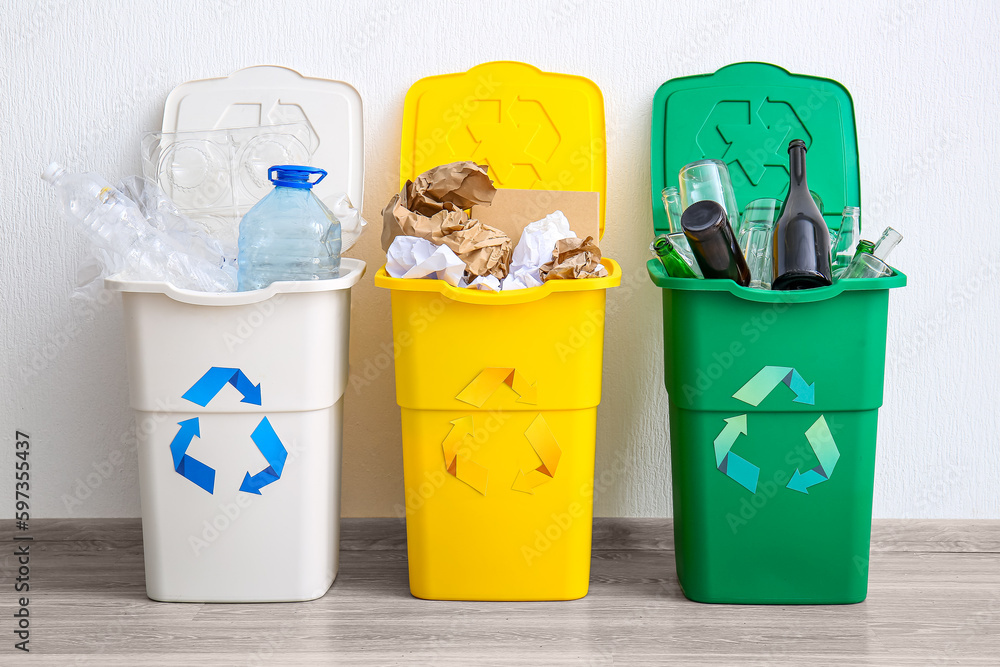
[268,165,327,189]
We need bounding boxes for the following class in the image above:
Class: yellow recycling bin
[375,61,620,600]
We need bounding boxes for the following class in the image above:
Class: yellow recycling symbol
[442,368,561,496]
[465,98,561,186]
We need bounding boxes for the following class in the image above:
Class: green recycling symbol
[714,366,840,495]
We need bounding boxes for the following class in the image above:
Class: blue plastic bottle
[237,165,342,291]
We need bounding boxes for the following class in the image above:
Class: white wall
[1,0,997,519]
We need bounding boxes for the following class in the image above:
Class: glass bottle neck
[855,240,875,257]
[789,145,808,190]
[652,237,676,259]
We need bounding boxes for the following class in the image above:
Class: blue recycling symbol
[169,367,287,496]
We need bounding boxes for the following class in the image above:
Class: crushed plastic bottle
[118,175,237,273]
[42,163,237,293]
[237,165,341,291]
[325,191,365,254]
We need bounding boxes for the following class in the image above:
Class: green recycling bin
[648,63,906,604]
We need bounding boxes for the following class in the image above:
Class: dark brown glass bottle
[681,199,751,287]
[771,139,833,290]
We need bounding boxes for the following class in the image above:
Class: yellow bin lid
[399,61,607,238]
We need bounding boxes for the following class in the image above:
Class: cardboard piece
[472,189,601,247]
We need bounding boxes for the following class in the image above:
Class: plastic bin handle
[269,165,327,187]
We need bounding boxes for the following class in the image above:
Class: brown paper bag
[381,162,511,278]
[540,236,609,281]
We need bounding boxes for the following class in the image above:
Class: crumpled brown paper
[539,236,609,282]
[381,162,512,279]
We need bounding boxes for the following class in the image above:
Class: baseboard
[4,518,998,553]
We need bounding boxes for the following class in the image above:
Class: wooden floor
[3,519,999,665]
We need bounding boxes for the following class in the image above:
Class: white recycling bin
[108,260,365,602]
[108,65,366,602]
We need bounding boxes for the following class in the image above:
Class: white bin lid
[162,65,364,212]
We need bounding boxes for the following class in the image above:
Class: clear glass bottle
[872,226,902,261]
[678,159,743,239]
[661,186,682,234]
[841,227,902,280]
[661,185,699,272]
[832,206,861,278]
[739,198,781,290]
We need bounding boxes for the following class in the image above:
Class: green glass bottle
[840,227,902,280]
[853,239,875,258]
[651,235,698,279]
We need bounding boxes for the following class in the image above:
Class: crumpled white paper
[461,274,502,292]
[501,210,577,290]
[386,235,465,286]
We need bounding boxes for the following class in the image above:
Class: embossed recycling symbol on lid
[698,99,811,187]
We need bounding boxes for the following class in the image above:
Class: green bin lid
[650,62,859,237]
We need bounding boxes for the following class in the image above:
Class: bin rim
[647,258,905,303]
[105,258,366,306]
[374,258,621,305]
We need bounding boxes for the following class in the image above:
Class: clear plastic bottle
[237,165,341,291]
[42,163,235,292]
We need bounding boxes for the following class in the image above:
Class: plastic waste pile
[43,164,237,294]
[44,161,364,295]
